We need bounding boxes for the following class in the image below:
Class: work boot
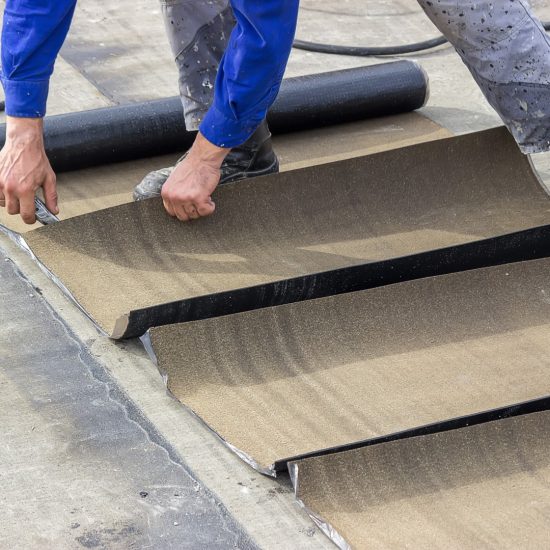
[133,120,278,201]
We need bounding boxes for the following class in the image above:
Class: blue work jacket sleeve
[199,0,299,148]
[1,0,77,118]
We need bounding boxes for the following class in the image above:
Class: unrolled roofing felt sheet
[290,410,550,549]
[0,113,448,234]
[147,258,550,473]
[16,127,550,337]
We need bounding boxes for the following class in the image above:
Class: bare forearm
[187,132,230,167]
[6,116,44,147]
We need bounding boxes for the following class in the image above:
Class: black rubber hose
[293,36,446,56]
[293,21,550,57]
[0,60,428,172]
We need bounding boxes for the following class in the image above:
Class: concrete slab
[60,1,178,104]
[47,58,115,114]
[0,247,255,549]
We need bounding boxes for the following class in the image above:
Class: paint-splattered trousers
[162,0,550,153]
[418,0,550,153]
[160,0,234,132]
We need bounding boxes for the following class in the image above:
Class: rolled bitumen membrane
[18,127,550,338]
[290,409,550,549]
[0,61,429,172]
[146,258,550,474]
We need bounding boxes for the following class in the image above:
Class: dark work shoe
[133,120,278,201]
[132,165,175,202]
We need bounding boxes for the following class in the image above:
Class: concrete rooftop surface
[2,0,550,548]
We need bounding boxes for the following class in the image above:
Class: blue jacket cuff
[1,78,49,118]
[199,103,262,148]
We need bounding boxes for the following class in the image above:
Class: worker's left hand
[161,132,229,222]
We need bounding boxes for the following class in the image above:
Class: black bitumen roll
[268,60,428,133]
[0,61,428,172]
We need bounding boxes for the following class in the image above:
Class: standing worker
[0,1,549,225]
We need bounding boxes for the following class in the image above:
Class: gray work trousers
[160,0,235,132]
[418,0,550,153]
[162,0,550,153]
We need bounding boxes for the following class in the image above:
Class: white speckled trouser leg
[418,0,550,153]
[160,0,235,130]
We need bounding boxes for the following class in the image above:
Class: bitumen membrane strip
[0,113,448,234]
[0,248,256,549]
[289,410,550,549]
[145,258,550,474]
[13,126,550,338]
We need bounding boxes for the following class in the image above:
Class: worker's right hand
[0,116,58,224]
[162,132,229,222]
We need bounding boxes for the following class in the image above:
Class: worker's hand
[161,132,229,222]
[0,117,58,224]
